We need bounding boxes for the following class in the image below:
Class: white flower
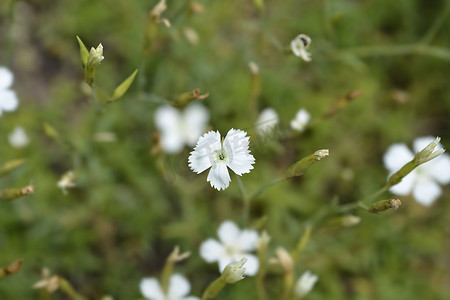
[291,34,312,62]
[199,220,259,276]
[155,103,209,154]
[290,109,310,131]
[140,273,199,300]
[383,136,450,206]
[255,108,279,135]
[57,171,76,195]
[8,126,29,148]
[0,67,19,116]
[295,270,318,298]
[188,129,255,190]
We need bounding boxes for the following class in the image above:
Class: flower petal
[188,131,221,174]
[199,239,225,263]
[0,90,19,112]
[140,277,164,300]
[291,109,310,131]
[237,229,259,252]
[223,129,255,175]
[389,171,416,195]
[217,220,240,245]
[183,103,210,147]
[155,105,184,153]
[255,108,279,134]
[207,161,231,190]
[0,67,13,90]
[242,254,259,276]
[383,143,414,173]
[413,177,442,206]
[168,273,191,299]
[426,153,450,184]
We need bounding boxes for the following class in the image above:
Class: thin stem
[236,176,250,226]
[341,44,450,61]
[91,87,101,111]
[420,0,450,45]
[249,177,283,201]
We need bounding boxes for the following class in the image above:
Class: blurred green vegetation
[1,0,450,299]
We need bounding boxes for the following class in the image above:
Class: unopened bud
[275,247,293,274]
[0,259,23,279]
[87,44,104,70]
[1,184,35,201]
[369,199,401,214]
[285,149,329,178]
[414,137,445,164]
[221,258,247,284]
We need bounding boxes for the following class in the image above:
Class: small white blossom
[8,126,29,148]
[199,220,259,276]
[290,109,310,132]
[57,171,76,195]
[155,103,209,154]
[383,136,450,206]
[140,273,199,300]
[0,67,19,116]
[255,108,279,135]
[291,34,312,62]
[295,271,318,298]
[188,129,255,190]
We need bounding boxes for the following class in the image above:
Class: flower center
[214,148,228,162]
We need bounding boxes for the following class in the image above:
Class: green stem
[249,177,283,201]
[201,277,226,300]
[91,87,101,111]
[420,0,450,44]
[341,44,450,61]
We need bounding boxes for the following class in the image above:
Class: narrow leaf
[76,36,89,68]
[109,69,138,102]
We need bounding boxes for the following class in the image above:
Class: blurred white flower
[295,270,318,298]
[188,129,255,190]
[140,273,199,300]
[291,34,312,62]
[155,103,209,154]
[290,109,310,132]
[0,67,19,116]
[57,171,76,195]
[199,220,259,276]
[255,108,279,135]
[383,136,450,206]
[8,126,29,148]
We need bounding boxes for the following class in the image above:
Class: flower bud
[295,271,318,297]
[369,199,401,214]
[414,136,445,164]
[87,43,104,70]
[221,258,247,284]
[0,259,23,279]
[1,184,35,201]
[285,149,329,178]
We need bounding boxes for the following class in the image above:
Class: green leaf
[76,36,89,68]
[109,69,138,102]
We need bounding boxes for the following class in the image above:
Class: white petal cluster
[383,136,450,206]
[295,270,318,297]
[291,34,312,62]
[155,103,209,154]
[8,126,29,148]
[0,67,19,116]
[199,220,259,276]
[189,129,255,190]
[140,273,199,300]
[255,108,279,135]
[290,108,310,132]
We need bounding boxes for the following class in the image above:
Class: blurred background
[1,0,449,299]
